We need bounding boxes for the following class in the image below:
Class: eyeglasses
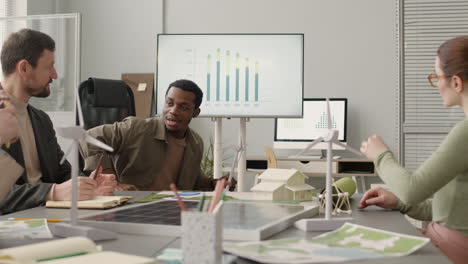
[427,73,451,88]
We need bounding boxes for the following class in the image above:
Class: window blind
[403,0,468,170]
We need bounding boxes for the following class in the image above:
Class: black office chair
[77,78,136,174]
[78,77,136,130]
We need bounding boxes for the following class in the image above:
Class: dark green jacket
[0,105,71,214]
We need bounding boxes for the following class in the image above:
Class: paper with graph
[0,219,53,239]
[223,223,429,263]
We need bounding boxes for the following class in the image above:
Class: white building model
[251,168,315,201]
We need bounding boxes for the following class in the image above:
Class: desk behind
[247,156,378,193]
[0,192,450,263]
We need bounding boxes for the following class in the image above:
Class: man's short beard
[34,89,50,98]
[26,85,50,98]
[26,79,52,98]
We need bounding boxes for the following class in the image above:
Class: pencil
[212,200,224,214]
[8,218,61,223]
[170,183,187,211]
[209,178,226,213]
[92,155,104,180]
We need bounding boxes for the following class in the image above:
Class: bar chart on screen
[156,34,304,118]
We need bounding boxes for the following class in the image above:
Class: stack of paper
[0,219,52,239]
[0,237,159,264]
[224,223,429,263]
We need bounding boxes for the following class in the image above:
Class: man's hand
[89,169,117,196]
[358,187,399,210]
[360,134,390,160]
[115,183,139,191]
[218,175,237,191]
[53,177,97,201]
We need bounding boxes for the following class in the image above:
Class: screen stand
[212,117,223,180]
[237,118,249,192]
[212,117,249,192]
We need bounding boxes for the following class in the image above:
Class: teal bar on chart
[207,54,211,101]
[245,58,249,101]
[235,53,240,101]
[216,48,220,101]
[226,50,230,101]
[255,61,259,102]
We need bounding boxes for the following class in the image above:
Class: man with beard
[0,29,116,214]
[81,79,235,191]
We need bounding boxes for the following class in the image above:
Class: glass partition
[0,14,80,150]
[0,14,80,113]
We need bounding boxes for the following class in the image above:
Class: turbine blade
[85,135,114,152]
[334,141,364,157]
[293,137,324,157]
[60,144,73,164]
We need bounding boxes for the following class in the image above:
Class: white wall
[165,0,400,160]
[27,0,399,188]
[27,0,57,15]
[59,0,163,80]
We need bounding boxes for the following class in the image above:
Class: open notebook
[0,237,158,264]
[45,196,133,209]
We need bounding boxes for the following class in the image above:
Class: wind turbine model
[53,88,118,241]
[294,98,362,231]
[225,137,246,191]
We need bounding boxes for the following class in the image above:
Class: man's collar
[154,117,166,140]
[154,116,191,141]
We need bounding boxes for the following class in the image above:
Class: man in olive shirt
[81,79,232,191]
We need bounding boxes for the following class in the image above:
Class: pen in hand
[170,183,187,211]
[91,155,104,180]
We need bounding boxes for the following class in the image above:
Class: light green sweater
[375,119,468,236]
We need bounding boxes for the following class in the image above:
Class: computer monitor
[156,34,304,117]
[274,98,347,151]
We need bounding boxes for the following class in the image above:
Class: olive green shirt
[80,117,213,191]
[375,119,468,236]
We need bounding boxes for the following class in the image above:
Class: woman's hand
[358,187,399,210]
[360,134,390,160]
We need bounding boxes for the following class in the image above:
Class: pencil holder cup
[181,205,223,264]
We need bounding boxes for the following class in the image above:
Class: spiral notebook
[45,196,132,209]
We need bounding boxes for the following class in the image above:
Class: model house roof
[250,181,284,192]
[285,184,315,192]
[257,168,307,181]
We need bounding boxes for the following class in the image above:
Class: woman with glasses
[359,35,468,263]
